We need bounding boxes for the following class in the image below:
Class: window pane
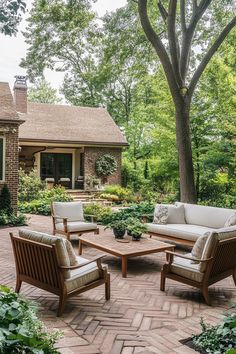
[0,138,3,180]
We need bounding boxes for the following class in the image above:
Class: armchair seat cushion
[56,221,98,233]
[65,256,107,292]
[170,253,204,283]
[146,223,212,242]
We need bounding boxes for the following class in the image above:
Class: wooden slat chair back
[161,233,236,305]
[209,237,236,282]
[10,233,110,316]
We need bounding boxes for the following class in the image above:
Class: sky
[0,0,127,91]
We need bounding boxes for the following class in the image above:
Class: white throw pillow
[191,231,211,264]
[153,204,185,224]
[224,212,236,227]
[167,204,186,224]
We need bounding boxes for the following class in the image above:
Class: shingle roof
[0,82,19,121]
[19,102,128,146]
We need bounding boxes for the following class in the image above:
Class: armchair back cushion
[19,229,76,278]
[52,202,84,223]
[175,202,234,229]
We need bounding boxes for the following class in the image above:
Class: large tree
[28,78,61,104]
[0,0,26,35]
[137,0,236,202]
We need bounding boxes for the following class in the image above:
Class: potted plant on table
[126,219,147,241]
[105,219,127,239]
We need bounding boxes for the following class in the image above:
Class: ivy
[95,154,117,177]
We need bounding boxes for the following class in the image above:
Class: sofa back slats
[210,238,236,278]
[11,236,61,289]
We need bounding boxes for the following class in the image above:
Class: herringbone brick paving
[1,214,235,353]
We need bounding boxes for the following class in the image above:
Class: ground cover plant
[0,285,61,353]
[192,305,236,354]
[0,184,26,227]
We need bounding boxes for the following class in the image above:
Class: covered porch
[19,142,122,190]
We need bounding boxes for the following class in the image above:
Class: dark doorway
[40,153,72,188]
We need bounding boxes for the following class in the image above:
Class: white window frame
[0,136,6,182]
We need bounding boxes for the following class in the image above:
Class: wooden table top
[79,233,174,257]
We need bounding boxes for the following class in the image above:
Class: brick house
[0,77,128,209]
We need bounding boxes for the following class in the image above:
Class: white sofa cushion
[53,202,84,223]
[19,229,71,278]
[224,213,236,227]
[146,223,213,242]
[65,256,107,292]
[56,221,97,233]
[170,253,204,282]
[175,202,235,229]
[153,204,185,224]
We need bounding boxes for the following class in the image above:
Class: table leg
[166,247,175,262]
[121,256,127,278]
[78,240,83,255]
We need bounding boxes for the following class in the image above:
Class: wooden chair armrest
[59,254,106,271]
[52,215,68,222]
[84,214,97,223]
[165,250,213,264]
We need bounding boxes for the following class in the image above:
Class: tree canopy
[0,0,26,35]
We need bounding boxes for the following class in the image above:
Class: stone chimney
[14,75,28,113]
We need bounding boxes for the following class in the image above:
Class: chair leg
[57,290,67,317]
[15,278,22,293]
[160,271,166,291]
[95,228,99,235]
[202,285,211,305]
[105,273,110,300]
[67,233,70,241]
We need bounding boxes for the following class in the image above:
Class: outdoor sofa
[145,202,236,246]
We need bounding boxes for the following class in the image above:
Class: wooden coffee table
[78,233,174,277]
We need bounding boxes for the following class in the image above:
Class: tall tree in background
[137,0,236,203]
[28,78,61,104]
[0,0,26,35]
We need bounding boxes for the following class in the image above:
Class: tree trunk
[175,100,197,203]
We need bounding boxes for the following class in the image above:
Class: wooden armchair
[10,230,110,316]
[160,228,236,304]
[51,201,99,240]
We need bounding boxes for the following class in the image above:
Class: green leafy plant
[100,185,134,203]
[105,219,127,238]
[18,169,46,202]
[0,212,27,226]
[83,203,112,224]
[193,305,236,354]
[0,184,13,216]
[0,285,61,353]
[126,219,147,240]
[95,154,117,178]
[18,186,72,215]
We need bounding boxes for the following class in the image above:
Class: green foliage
[0,212,26,226]
[18,186,72,216]
[102,202,155,225]
[193,305,236,354]
[126,219,147,238]
[105,219,127,232]
[0,184,13,216]
[83,203,112,224]
[18,169,46,202]
[0,0,26,36]
[28,78,61,104]
[100,185,134,203]
[95,155,117,178]
[0,285,61,353]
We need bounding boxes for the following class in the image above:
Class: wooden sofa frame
[160,236,236,304]
[10,233,110,316]
[51,203,99,240]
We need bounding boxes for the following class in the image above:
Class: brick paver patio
[1,214,235,354]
